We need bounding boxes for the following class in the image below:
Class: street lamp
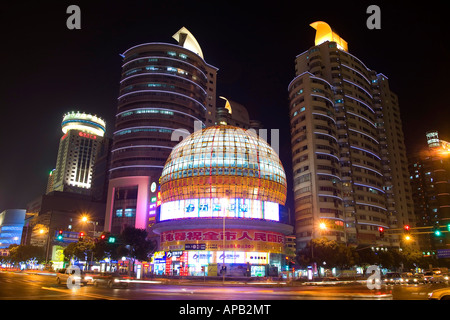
[319,222,327,231]
[80,215,98,236]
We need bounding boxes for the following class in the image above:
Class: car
[423,271,434,283]
[92,272,130,288]
[404,274,426,284]
[56,267,89,287]
[428,287,450,300]
[383,272,403,285]
[424,271,446,283]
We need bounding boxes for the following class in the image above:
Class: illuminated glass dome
[160,125,287,206]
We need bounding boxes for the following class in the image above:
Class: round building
[151,125,293,277]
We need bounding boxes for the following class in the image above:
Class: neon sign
[78,131,97,140]
[157,192,162,207]
[160,198,279,221]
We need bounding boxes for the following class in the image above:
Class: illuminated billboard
[160,198,279,221]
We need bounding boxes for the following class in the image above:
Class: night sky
[1,1,449,212]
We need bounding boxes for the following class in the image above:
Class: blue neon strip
[118,89,206,111]
[61,119,106,132]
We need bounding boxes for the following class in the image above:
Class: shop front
[150,249,279,277]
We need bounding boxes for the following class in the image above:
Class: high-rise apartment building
[105,27,218,234]
[48,111,106,195]
[288,21,414,249]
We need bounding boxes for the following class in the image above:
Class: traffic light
[447,223,450,232]
[79,231,85,241]
[57,230,63,241]
[403,224,411,236]
[108,236,116,243]
[433,223,441,237]
[378,226,384,238]
[100,234,106,240]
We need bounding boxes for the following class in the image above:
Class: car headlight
[114,279,120,283]
[414,279,418,282]
[444,276,449,281]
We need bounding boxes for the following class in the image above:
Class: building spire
[310,21,348,52]
[172,27,204,59]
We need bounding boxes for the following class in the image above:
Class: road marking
[41,287,127,300]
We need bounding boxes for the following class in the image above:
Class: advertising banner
[160,228,284,253]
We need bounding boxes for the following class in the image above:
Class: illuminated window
[124,208,136,217]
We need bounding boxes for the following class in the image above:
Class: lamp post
[81,215,98,270]
[220,198,229,284]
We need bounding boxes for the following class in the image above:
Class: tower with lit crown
[48,111,106,195]
[289,21,414,249]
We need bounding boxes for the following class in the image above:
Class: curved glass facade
[110,43,217,179]
[105,34,218,234]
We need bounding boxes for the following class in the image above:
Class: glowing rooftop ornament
[172,26,204,59]
[310,21,348,52]
[219,96,232,114]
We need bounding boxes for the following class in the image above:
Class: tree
[63,239,94,263]
[354,246,378,266]
[8,245,45,265]
[296,238,356,269]
[115,227,155,275]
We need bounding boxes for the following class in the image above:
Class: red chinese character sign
[160,229,285,254]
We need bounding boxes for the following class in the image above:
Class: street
[0,271,447,301]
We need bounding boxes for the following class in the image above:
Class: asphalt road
[0,271,447,301]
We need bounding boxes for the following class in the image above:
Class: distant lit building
[150,126,293,277]
[48,111,106,195]
[0,209,26,248]
[105,27,218,234]
[409,131,450,251]
[23,192,106,248]
[288,21,414,249]
[216,96,263,130]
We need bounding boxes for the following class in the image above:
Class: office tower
[409,131,450,251]
[105,27,218,234]
[0,209,26,248]
[48,111,106,195]
[288,21,414,249]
